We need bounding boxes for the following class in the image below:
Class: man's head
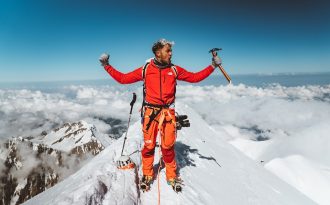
[152,38,174,65]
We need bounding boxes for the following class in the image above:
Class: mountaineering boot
[167,178,183,193]
[140,175,153,192]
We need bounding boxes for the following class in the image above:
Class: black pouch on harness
[176,114,190,130]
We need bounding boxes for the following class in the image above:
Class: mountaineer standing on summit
[99,38,222,192]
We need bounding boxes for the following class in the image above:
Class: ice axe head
[209,48,222,57]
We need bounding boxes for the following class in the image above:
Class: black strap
[171,65,178,79]
[141,62,150,118]
[142,62,150,79]
[143,102,172,109]
[145,108,162,131]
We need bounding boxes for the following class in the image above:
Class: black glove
[176,114,190,130]
[99,53,109,66]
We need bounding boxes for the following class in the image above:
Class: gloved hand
[99,53,110,66]
[212,55,222,67]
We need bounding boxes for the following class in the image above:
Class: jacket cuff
[104,65,112,72]
[210,65,216,70]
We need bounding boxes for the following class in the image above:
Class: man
[99,39,221,192]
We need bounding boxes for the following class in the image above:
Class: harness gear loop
[157,109,174,130]
[157,108,176,148]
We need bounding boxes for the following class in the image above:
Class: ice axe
[209,48,232,84]
[116,93,137,170]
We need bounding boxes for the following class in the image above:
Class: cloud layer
[1,83,329,140]
[0,85,142,139]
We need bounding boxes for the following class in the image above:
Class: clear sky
[0,0,329,82]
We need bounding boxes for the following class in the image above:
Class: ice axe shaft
[209,48,232,84]
[120,93,137,156]
[218,65,232,84]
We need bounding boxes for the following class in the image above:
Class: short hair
[152,38,174,54]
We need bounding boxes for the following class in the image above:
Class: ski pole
[120,93,137,156]
[209,48,232,84]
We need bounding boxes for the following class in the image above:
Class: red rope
[156,109,175,205]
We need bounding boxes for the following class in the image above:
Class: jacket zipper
[159,68,163,104]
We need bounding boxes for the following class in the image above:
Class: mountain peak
[0,120,111,205]
[23,104,316,205]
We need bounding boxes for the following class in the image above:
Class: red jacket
[104,59,215,105]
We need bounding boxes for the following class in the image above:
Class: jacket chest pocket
[162,73,176,96]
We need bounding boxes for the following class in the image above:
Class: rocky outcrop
[0,121,110,205]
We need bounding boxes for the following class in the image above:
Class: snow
[266,155,330,205]
[29,120,110,153]
[2,83,330,204]
[11,178,28,205]
[23,103,315,205]
[175,84,330,205]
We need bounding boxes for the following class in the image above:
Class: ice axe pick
[209,48,232,84]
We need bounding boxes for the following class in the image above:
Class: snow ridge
[24,103,315,205]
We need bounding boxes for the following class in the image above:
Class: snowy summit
[23,104,315,205]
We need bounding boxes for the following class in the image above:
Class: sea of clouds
[1,83,329,141]
[0,85,141,139]
[176,84,330,166]
[2,83,330,167]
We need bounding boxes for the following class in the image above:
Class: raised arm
[99,53,143,84]
[176,65,215,83]
[104,65,143,84]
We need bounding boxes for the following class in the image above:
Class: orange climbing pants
[141,106,177,180]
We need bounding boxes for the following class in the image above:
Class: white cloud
[175,84,330,168]
[1,83,330,166]
[0,85,143,139]
[1,84,329,137]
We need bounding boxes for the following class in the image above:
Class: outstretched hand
[99,53,110,66]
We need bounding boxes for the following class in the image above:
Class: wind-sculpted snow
[265,155,330,205]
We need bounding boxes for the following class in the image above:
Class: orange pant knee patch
[161,146,175,163]
[142,147,155,158]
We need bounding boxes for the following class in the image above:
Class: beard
[162,57,171,65]
[154,57,172,68]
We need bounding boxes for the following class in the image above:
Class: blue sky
[0,0,329,82]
